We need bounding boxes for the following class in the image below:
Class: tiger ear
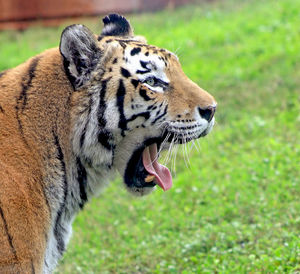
[100,14,133,37]
[59,24,101,89]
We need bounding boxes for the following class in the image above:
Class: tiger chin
[0,14,216,273]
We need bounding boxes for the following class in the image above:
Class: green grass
[1,0,300,272]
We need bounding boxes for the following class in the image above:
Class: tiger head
[60,14,217,196]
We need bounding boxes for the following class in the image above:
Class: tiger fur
[0,14,216,273]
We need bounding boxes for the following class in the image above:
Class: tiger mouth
[124,138,167,191]
[124,129,208,192]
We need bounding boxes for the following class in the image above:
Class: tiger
[0,13,216,273]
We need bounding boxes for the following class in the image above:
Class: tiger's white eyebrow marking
[123,46,170,92]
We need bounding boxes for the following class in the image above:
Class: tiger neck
[43,50,118,271]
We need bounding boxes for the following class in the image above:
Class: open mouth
[124,138,172,191]
[123,120,214,193]
[142,143,172,191]
[123,117,214,193]
[123,131,205,192]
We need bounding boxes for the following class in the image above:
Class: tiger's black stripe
[76,158,88,209]
[18,56,41,112]
[116,79,127,136]
[131,79,139,88]
[140,61,149,69]
[139,88,153,101]
[121,67,131,78]
[62,58,76,90]
[0,202,18,261]
[0,105,4,113]
[136,60,151,74]
[136,69,150,74]
[44,258,49,268]
[97,35,105,42]
[31,259,35,274]
[119,41,126,49]
[98,131,114,150]
[53,133,68,255]
[151,104,168,125]
[98,79,108,127]
[0,70,7,79]
[79,97,93,149]
[147,104,157,111]
[15,57,41,147]
[97,79,114,150]
[130,47,141,56]
[126,111,150,123]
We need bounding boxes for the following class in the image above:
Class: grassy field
[1,0,300,272]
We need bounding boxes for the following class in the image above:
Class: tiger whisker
[163,133,175,166]
[184,135,191,169]
[195,138,201,152]
[190,139,196,152]
[150,131,171,165]
[158,131,170,153]
[180,135,188,169]
[166,136,175,165]
[155,120,168,131]
[188,133,198,154]
[172,141,179,175]
[181,143,189,169]
[170,133,178,174]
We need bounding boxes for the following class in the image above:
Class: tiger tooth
[145,175,155,183]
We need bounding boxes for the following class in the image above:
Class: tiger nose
[198,105,216,122]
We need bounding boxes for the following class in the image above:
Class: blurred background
[0,0,191,30]
[0,0,299,273]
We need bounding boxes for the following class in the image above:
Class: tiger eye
[146,78,155,86]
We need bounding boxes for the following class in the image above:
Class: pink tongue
[142,144,172,191]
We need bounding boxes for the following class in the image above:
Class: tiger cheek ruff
[0,14,216,272]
